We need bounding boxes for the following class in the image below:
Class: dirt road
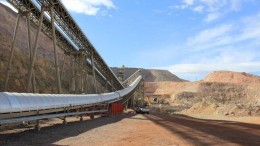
[0,113,259,146]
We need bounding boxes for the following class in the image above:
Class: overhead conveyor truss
[6,0,123,90]
[46,0,123,90]
[0,0,145,130]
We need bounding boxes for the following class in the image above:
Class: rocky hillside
[111,67,186,82]
[145,71,260,117]
[0,3,66,93]
[0,3,184,93]
[0,3,100,93]
[204,71,260,84]
[142,69,186,82]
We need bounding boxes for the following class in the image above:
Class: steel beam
[6,0,122,91]
[26,12,37,93]
[50,4,62,93]
[0,109,108,125]
[91,51,97,93]
[60,54,66,80]
[4,13,21,91]
[36,0,124,90]
[27,7,45,92]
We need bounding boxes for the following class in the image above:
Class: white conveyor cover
[0,76,142,113]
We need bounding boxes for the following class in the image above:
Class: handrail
[122,69,142,87]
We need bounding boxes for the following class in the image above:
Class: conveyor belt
[0,76,141,114]
[0,76,142,125]
[0,1,144,126]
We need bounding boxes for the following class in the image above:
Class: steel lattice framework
[7,0,124,91]
[0,0,145,130]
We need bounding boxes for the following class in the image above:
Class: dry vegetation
[145,71,260,118]
[1,3,259,118]
[0,4,103,93]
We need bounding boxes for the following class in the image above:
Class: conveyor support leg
[4,13,21,91]
[90,114,94,120]
[63,117,67,124]
[80,115,83,121]
[35,120,40,131]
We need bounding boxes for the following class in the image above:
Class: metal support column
[126,100,128,110]
[91,51,97,93]
[26,7,44,92]
[105,80,108,92]
[84,71,88,94]
[132,96,134,108]
[71,56,76,93]
[50,4,62,94]
[4,13,21,91]
[75,55,79,94]
[80,116,83,121]
[142,80,145,100]
[63,117,67,124]
[60,54,66,80]
[90,114,94,120]
[35,120,40,131]
[26,12,36,93]
[80,52,84,93]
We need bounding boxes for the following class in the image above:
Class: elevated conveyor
[0,76,142,125]
[6,0,124,90]
[0,0,144,130]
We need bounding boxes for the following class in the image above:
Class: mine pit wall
[144,81,260,117]
[0,4,106,94]
[146,94,171,104]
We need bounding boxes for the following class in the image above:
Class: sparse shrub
[198,82,246,104]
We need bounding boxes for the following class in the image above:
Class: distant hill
[111,67,186,82]
[203,71,260,84]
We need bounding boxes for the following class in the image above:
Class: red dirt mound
[204,71,260,84]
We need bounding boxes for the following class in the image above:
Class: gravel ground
[0,111,260,146]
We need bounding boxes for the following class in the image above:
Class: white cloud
[230,0,244,11]
[187,12,260,52]
[193,5,204,13]
[61,0,116,16]
[173,0,252,22]
[0,0,18,13]
[158,13,260,80]
[187,24,233,50]
[200,0,227,12]
[183,0,194,5]
[238,13,260,41]
[174,0,194,10]
[163,61,260,81]
[204,12,221,22]
[166,62,260,73]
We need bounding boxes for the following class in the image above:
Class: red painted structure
[110,103,124,115]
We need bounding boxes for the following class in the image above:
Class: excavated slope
[111,67,186,82]
[0,3,98,93]
[204,71,260,84]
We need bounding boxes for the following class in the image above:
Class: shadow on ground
[144,113,260,146]
[0,113,135,145]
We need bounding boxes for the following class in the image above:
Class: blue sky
[1,0,260,81]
